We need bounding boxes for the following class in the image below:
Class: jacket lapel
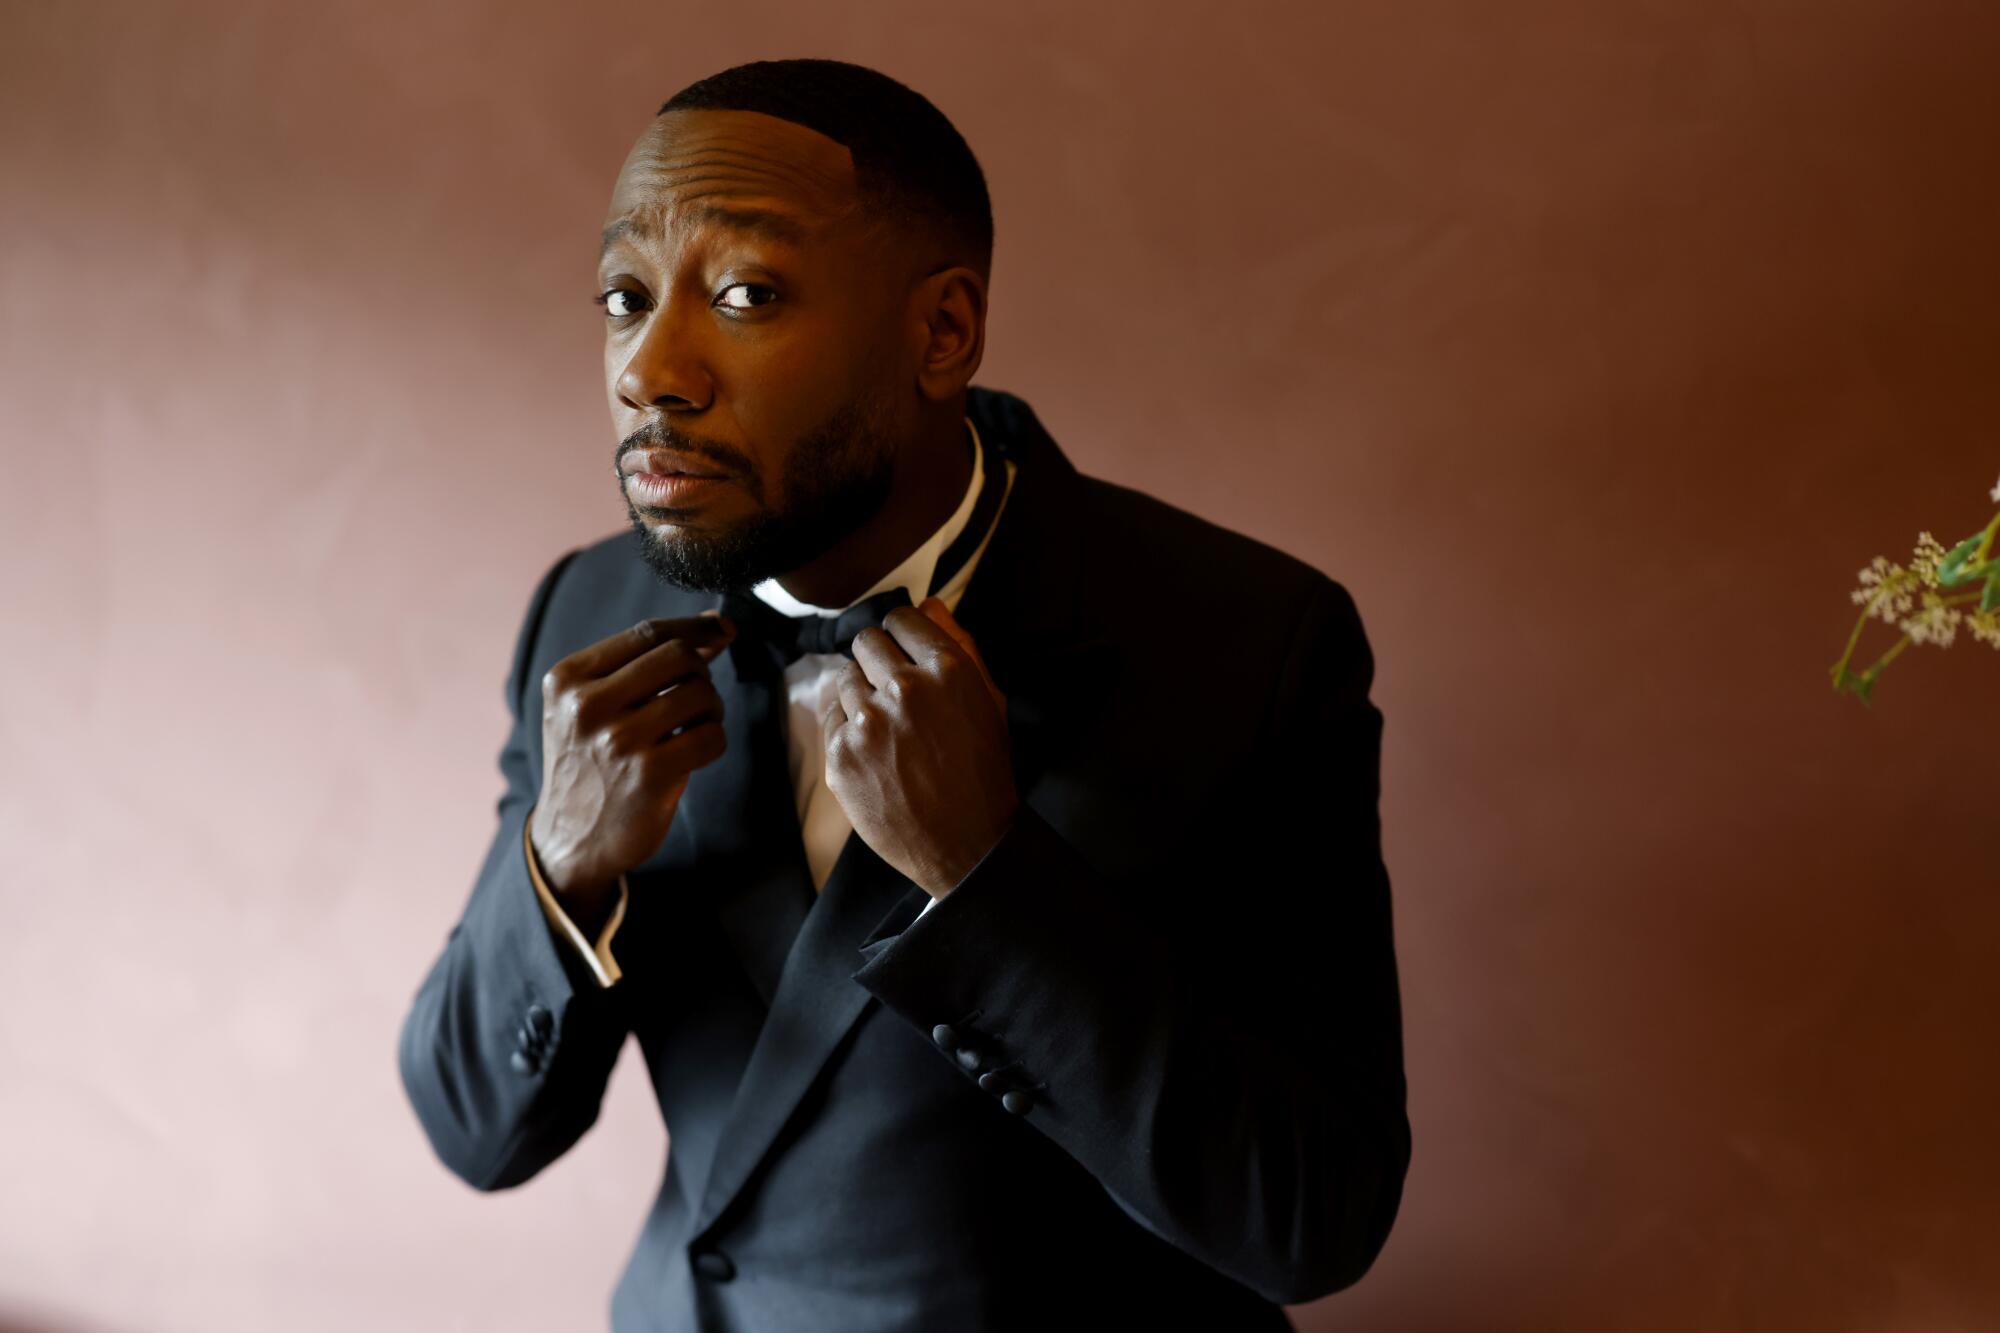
[688,826,929,1243]
[679,385,1123,1246]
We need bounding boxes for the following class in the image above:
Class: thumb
[920,597,1005,714]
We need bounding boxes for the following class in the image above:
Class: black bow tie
[716,584,918,669]
[713,415,1008,675]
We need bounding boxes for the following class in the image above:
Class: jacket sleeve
[396,546,635,1191]
[849,574,1411,1305]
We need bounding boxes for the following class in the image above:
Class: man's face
[599,108,914,594]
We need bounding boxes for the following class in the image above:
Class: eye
[716,282,778,313]
[593,288,647,319]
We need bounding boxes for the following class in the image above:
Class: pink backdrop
[4,2,1997,1330]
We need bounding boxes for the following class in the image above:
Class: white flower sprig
[1830,475,2000,704]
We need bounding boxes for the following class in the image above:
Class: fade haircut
[658,58,994,282]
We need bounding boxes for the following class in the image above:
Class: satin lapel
[953,387,1124,798]
[687,825,930,1243]
[682,385,1123,1245]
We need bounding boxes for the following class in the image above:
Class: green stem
[1832,571,1912,680]
[1863,634,1912,676]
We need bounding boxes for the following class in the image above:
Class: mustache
[616,420,750,478]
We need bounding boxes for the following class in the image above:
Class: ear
[909,265,987,402]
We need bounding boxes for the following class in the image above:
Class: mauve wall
[3,2,1997,1330]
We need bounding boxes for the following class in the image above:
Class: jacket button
[930,1023,961,1050]
[1001,1089,1034,1115]
[525,1003,554,1041]
[976,1070,1008,1094]
[691,1248,736,1281]
[509,1049,536,1076]
[954,1045,982,1072]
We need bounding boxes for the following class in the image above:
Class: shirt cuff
[523,814,627,987]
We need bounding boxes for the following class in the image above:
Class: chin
[628,505,767,595]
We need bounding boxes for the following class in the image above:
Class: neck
[769,405,971,609]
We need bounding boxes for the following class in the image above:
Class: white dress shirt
[528,416,1017,988]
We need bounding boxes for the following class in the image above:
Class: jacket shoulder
[1066,472,1354,625]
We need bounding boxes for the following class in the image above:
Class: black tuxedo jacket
[398,385,1410,1332]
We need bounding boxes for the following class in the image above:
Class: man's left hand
[824,597,1017,898]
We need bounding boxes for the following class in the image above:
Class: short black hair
[658,58,993,281]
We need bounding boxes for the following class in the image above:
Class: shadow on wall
[0,1308,140,1333]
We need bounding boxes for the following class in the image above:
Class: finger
[885,603,957,660]
[564,615,735,682]
[820,689,846,744]
[849,617,917,688]
[919,597,1007,714]
[595,632,729,711]
[918,597,987,670]
[624,673,725,742]
[854,603,957,686]
[694,608,738,653]
[835,657,873,721]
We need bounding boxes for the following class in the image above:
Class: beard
[619,386,899,597]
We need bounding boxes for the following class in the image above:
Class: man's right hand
[529,610,737,907]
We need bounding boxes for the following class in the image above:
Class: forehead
[601,108,865,258]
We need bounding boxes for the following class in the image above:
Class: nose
[613,299,713,413]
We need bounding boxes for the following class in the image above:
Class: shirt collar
[751,416,990,618]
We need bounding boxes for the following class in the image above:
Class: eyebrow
[599,204,811,262]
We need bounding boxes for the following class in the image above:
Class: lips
[626,471,726,508]
[620,449,729,480]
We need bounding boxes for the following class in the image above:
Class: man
[397,57,1410,1332]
